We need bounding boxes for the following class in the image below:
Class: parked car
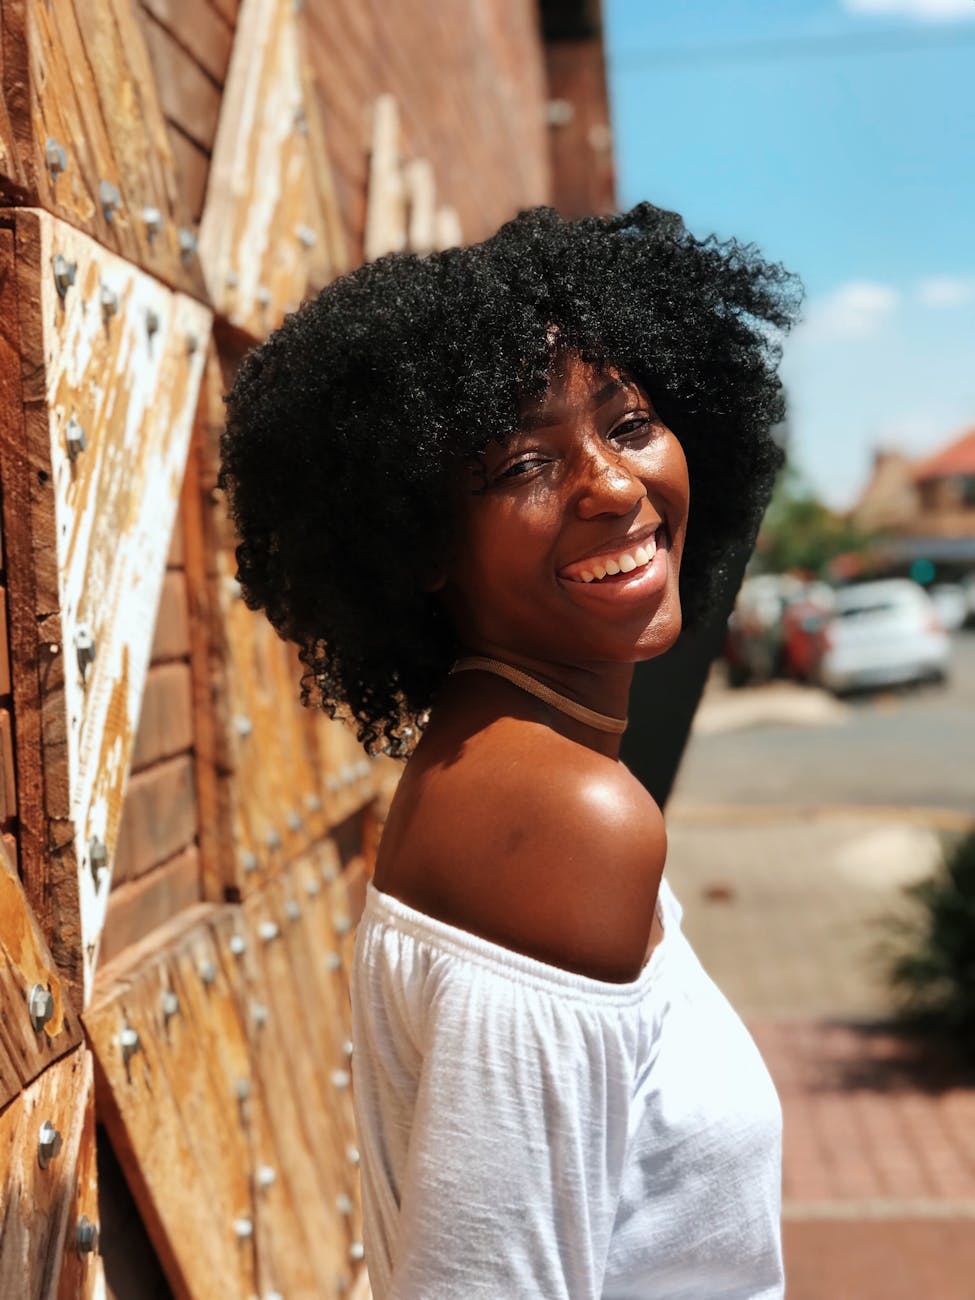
[815,579,951,694]
[929,584,968,632]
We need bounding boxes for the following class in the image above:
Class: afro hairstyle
[218,201,802,756]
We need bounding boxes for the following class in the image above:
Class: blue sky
[604,0,975,509]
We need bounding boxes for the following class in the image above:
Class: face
[436,348,690,668]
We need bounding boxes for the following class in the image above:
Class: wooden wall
[0,0,579,1295]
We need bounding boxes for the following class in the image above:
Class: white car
[929,584,968,632]
[816,579,951,694]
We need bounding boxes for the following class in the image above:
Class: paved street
[670,631,975,816]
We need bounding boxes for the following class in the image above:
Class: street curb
[666,803,975,833]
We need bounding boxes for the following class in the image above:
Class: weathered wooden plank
[112,756,198,886]
[100,846,201,965]
[139,0,235,87]
[364,94,407,262]
[0,1047,101,1300]
[6,210,211,1004]
[0,838,83,1110]
[54,1051,101,1300]
[198,0,348,335]
[0,588,11,697]
[0,0,203,295]
[129,663,194,771]
[166,125,211,226]
[138,12,223,155]
[148,571,191,663]
[86,903,243,1300]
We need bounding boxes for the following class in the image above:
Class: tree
[754,463,875,576]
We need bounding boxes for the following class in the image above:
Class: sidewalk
[666,812,975,1300]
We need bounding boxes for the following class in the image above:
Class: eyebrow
[519,378,629,431]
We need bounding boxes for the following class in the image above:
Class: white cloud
[916,275,975,306]
[844,0,975,20]
[798,281,900,340]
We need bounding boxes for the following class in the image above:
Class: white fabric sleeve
[388,967,637,1300]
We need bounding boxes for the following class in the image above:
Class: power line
[609,25,975,72]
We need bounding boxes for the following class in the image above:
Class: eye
[495,455,549,481]
[611,415,653,445]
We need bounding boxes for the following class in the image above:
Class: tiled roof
[912,427,975,482]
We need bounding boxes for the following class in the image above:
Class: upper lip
[558,520,665,575]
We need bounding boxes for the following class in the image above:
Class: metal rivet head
[234,1077,251,1101]
[199,959,217,986]
[251,1002,269,1029]
[161,989,180,1021]
[258,920,279,944]
[304,877,320,898]
[256,1164,277,1189]
[76,1215,99,1254]
[241,851,259,874]
[325,774,339,794]
[100,283,119,319]
[322,862,338,883]
[119,1026,140,1061]
[88,837,108,884]
[226,576,242,599]
[53,254,77,297]
[287,809,303,832]
[336,1192,354,1216]
[66,416,86,459]
[229,933,247,957]
[294,104,308,133]
[99,180,121,222]
[265,828,282,851]
[333,914,352,936]
[234,715,253,737]
[341,764,355,786]
[349,1241,365,1262]
[357,759,370,779]
[178,228,198,264]
[145,308,160,337]
[38,1121,63,1169]
[233,1217,254,1240]
[28,983,55,1033]
[346,1143,360,1166]
[295,223,317,248]
[343,1039,354,1058]
[331,1069,350,1089]
[285,899,301,922]
[45,137,67,178]
[226,270,239,289]
[256,285,271,308]
[186,331,199,356]
[142,206,163,241]
[325,951,342,972]
[305,792,322,813]
[75,627,96,676]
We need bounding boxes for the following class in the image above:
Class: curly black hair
[219,201,802,756]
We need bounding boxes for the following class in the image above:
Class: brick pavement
[666,813,975,1300]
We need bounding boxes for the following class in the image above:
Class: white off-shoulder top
[350,874,784,1300]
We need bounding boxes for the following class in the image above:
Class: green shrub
[887,830,975,1055]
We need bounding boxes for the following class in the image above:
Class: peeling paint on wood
[198,0,348,336]
[8,210,211,1005]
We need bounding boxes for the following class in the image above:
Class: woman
[219,202,801,1299]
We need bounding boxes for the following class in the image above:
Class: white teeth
[592,563,607,579]
[580,570,595,583]
[604,558,620,575]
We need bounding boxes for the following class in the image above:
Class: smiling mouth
[560,524,669,584]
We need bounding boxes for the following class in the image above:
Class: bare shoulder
[387,720,667,983]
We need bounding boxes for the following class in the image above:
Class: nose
[575,444,646,519]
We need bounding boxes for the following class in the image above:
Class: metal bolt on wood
[325,775,339,794]
[75,627,96,677]
[119,1026,140,1062]
[199,959,217,986]
[186,332,199,356]
[226,270,239,288]
[331,1069,350,1090]
[233,1217,254,1241]
[76,1216,99,1254]
[287,809,303,832]
[257,285,272,308]
[322,862,338,883]
[142,206,163,241]
[161,989,180,1021]
[28,983,55,1032]
[343,1039,354,1058]
[146,308,160,337]
[242,851,259,874]
[38,1121,63,1169]
[325,951,342,972]
[349,1242,365,1262]
[333,914,352,936]
[265,828,282,851]
[99,180,121,222]
[88,835,108,879]
[294,103,309,133]
[336,1192,353,1216]
[256,1164,277,1189]
[229,933,247,957]
[234,1077,251,1101]
[66,416,86,459]
[304,877,320,898]
[226,576,242,599]
[252,1003,269,1029]
[285,899,301,922]
[305,792,322,813]
[100,283,119,320]
[234,714,253,737]
[178,228,198,263]
[258,920,279,944]
[53,253,77,297]
[345,1143,360,1166]
[45,137,67,177]
[295,223,317,248]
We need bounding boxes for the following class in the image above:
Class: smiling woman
[219,202,802,1300]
